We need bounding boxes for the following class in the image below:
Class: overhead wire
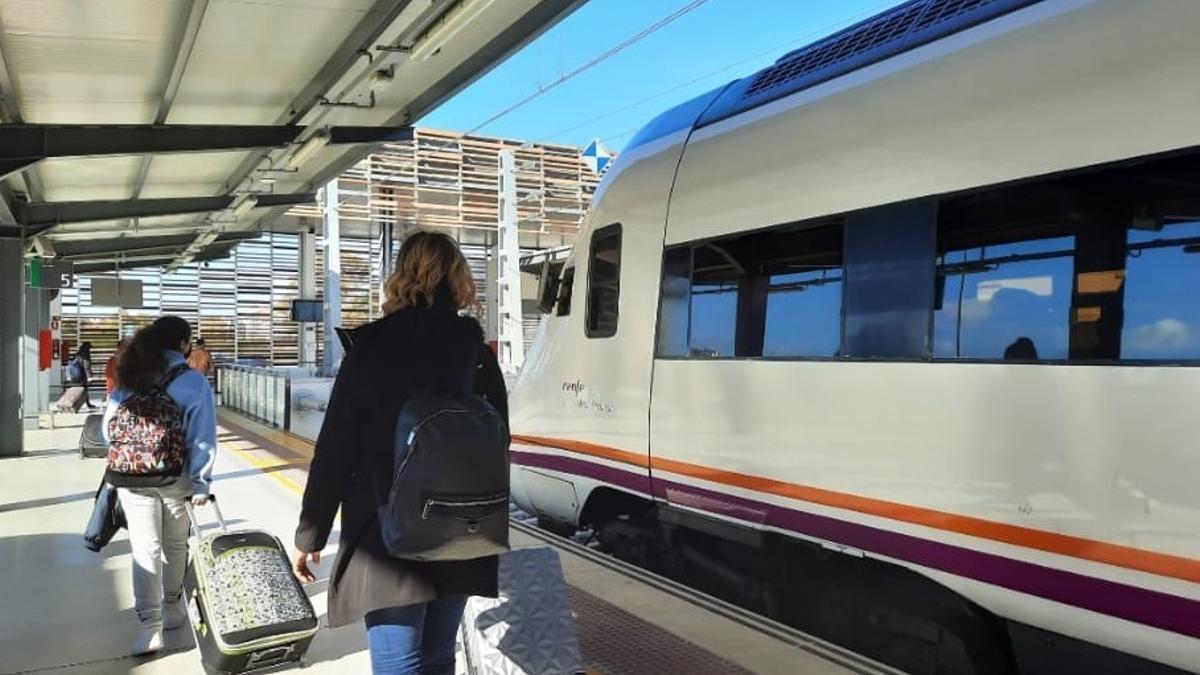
[466,0,713,135]
[549,0,903,147]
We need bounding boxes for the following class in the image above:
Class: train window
[556,266,575,317]
[657,247,691,357]
[655,220,845,359]
[1120,220,1200,360]
[586,224,621,337]
[689,243,739,356]
[934,235,1074,361]
[761,223,844,357]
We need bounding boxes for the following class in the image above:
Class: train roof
[625,0,1044,154]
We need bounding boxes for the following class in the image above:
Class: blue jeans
[364,596,468,675]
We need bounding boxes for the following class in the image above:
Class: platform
[0,411,885,675]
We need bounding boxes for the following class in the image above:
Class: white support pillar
[496,149,525,374]
[22,286,51,428]
[322,179,343,376]
[298,226,318,369]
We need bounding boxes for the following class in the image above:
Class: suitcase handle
[185,494,228,541]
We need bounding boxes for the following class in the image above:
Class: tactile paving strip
[567,586,753,675]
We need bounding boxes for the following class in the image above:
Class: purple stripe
[512,450,653,495]
[512,451,1200,639]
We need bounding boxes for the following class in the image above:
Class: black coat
[294,296,508,627]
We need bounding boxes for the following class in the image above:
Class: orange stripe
[512,434,1200,585]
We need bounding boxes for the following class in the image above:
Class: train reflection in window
[935,236,1074,361]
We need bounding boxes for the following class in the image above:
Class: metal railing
[217,365,289,429]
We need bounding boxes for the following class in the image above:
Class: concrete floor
[0,412,857,675]
[0,413,372,675]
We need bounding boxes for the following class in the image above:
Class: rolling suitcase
[458,547,584,675]
[183,498,318,675]
[79,413,107,458]
[55,386,87,412]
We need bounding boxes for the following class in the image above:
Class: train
[506,0,1200,673]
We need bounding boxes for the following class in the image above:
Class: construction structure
[59,128,607,373]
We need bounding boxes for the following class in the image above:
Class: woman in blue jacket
[104,315,217,655]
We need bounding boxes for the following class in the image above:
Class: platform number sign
[27,258,74,289]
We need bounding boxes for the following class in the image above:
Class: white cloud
[1126,318,1196,353]
[977,276,1054,302]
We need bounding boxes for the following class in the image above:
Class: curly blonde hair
[382,231,476,314]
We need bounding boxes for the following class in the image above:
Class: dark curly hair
[114,316,192,393]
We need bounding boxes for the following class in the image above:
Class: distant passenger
[67,342,97,411]
[293,231,508,675]
[1003,337,1039,360]
[187,336,213,377]
[104,316,216,656]
[104,338,128,397]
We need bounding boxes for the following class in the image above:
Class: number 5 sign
[27,258,74,289]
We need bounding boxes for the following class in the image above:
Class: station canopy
[0,0,581,272]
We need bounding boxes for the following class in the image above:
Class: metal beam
[16,193,316,232]
[0,124,307,181]
[72,244,238,273]
[293,0,585,198]
[327,126,415,145]
[0,182,20,226]
[216,0,418,195]
[0,28,44,201]
[55,231,258,260]
[131,0,211,200]
[46,222,213,241]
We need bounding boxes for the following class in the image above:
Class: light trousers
[117,480,191,625]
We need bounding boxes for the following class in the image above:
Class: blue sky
[422,0,902,149]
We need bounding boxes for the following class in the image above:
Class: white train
[508,0,1200,673]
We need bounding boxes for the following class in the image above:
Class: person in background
[293,231,508,675]
[105,316,216,656]
[187,336,213,378]
[68,342,97,411]
[105,338,128,398]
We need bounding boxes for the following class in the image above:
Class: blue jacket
[103,350,217,495]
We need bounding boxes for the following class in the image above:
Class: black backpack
[378,390,510,561]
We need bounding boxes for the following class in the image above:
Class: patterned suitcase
[183,498,318,675]
[458,547,585,675]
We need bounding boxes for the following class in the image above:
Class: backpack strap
[157,363,191,392]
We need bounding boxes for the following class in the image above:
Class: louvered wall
[60,129,601,367]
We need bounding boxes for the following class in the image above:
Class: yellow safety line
[218,439,304,497]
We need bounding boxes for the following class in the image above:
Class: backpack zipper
[421,494,508,520]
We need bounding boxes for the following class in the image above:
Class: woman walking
[293,232,508,675]
[105,316,217,655]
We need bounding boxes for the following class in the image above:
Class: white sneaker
[132,622,164,656]
[163,600,187,631]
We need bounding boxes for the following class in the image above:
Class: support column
[322,179,342,376]
[0,238,24,456]
[496,149,525,374]
[298,225,318,369]
[22,286,51,427]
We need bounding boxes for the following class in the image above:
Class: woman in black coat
[293,231,507,675]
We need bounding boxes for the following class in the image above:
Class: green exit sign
[27,258,74,289]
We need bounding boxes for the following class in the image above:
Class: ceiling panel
[139,151,254,198]
[38,157,144,201]
[0,0,185,122]
[0,0,183,38]
[167,1,371,125]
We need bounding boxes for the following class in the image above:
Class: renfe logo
[561,380,585,396]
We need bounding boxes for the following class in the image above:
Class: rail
[216,365,289,429]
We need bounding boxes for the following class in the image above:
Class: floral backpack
[105,363,190,487]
